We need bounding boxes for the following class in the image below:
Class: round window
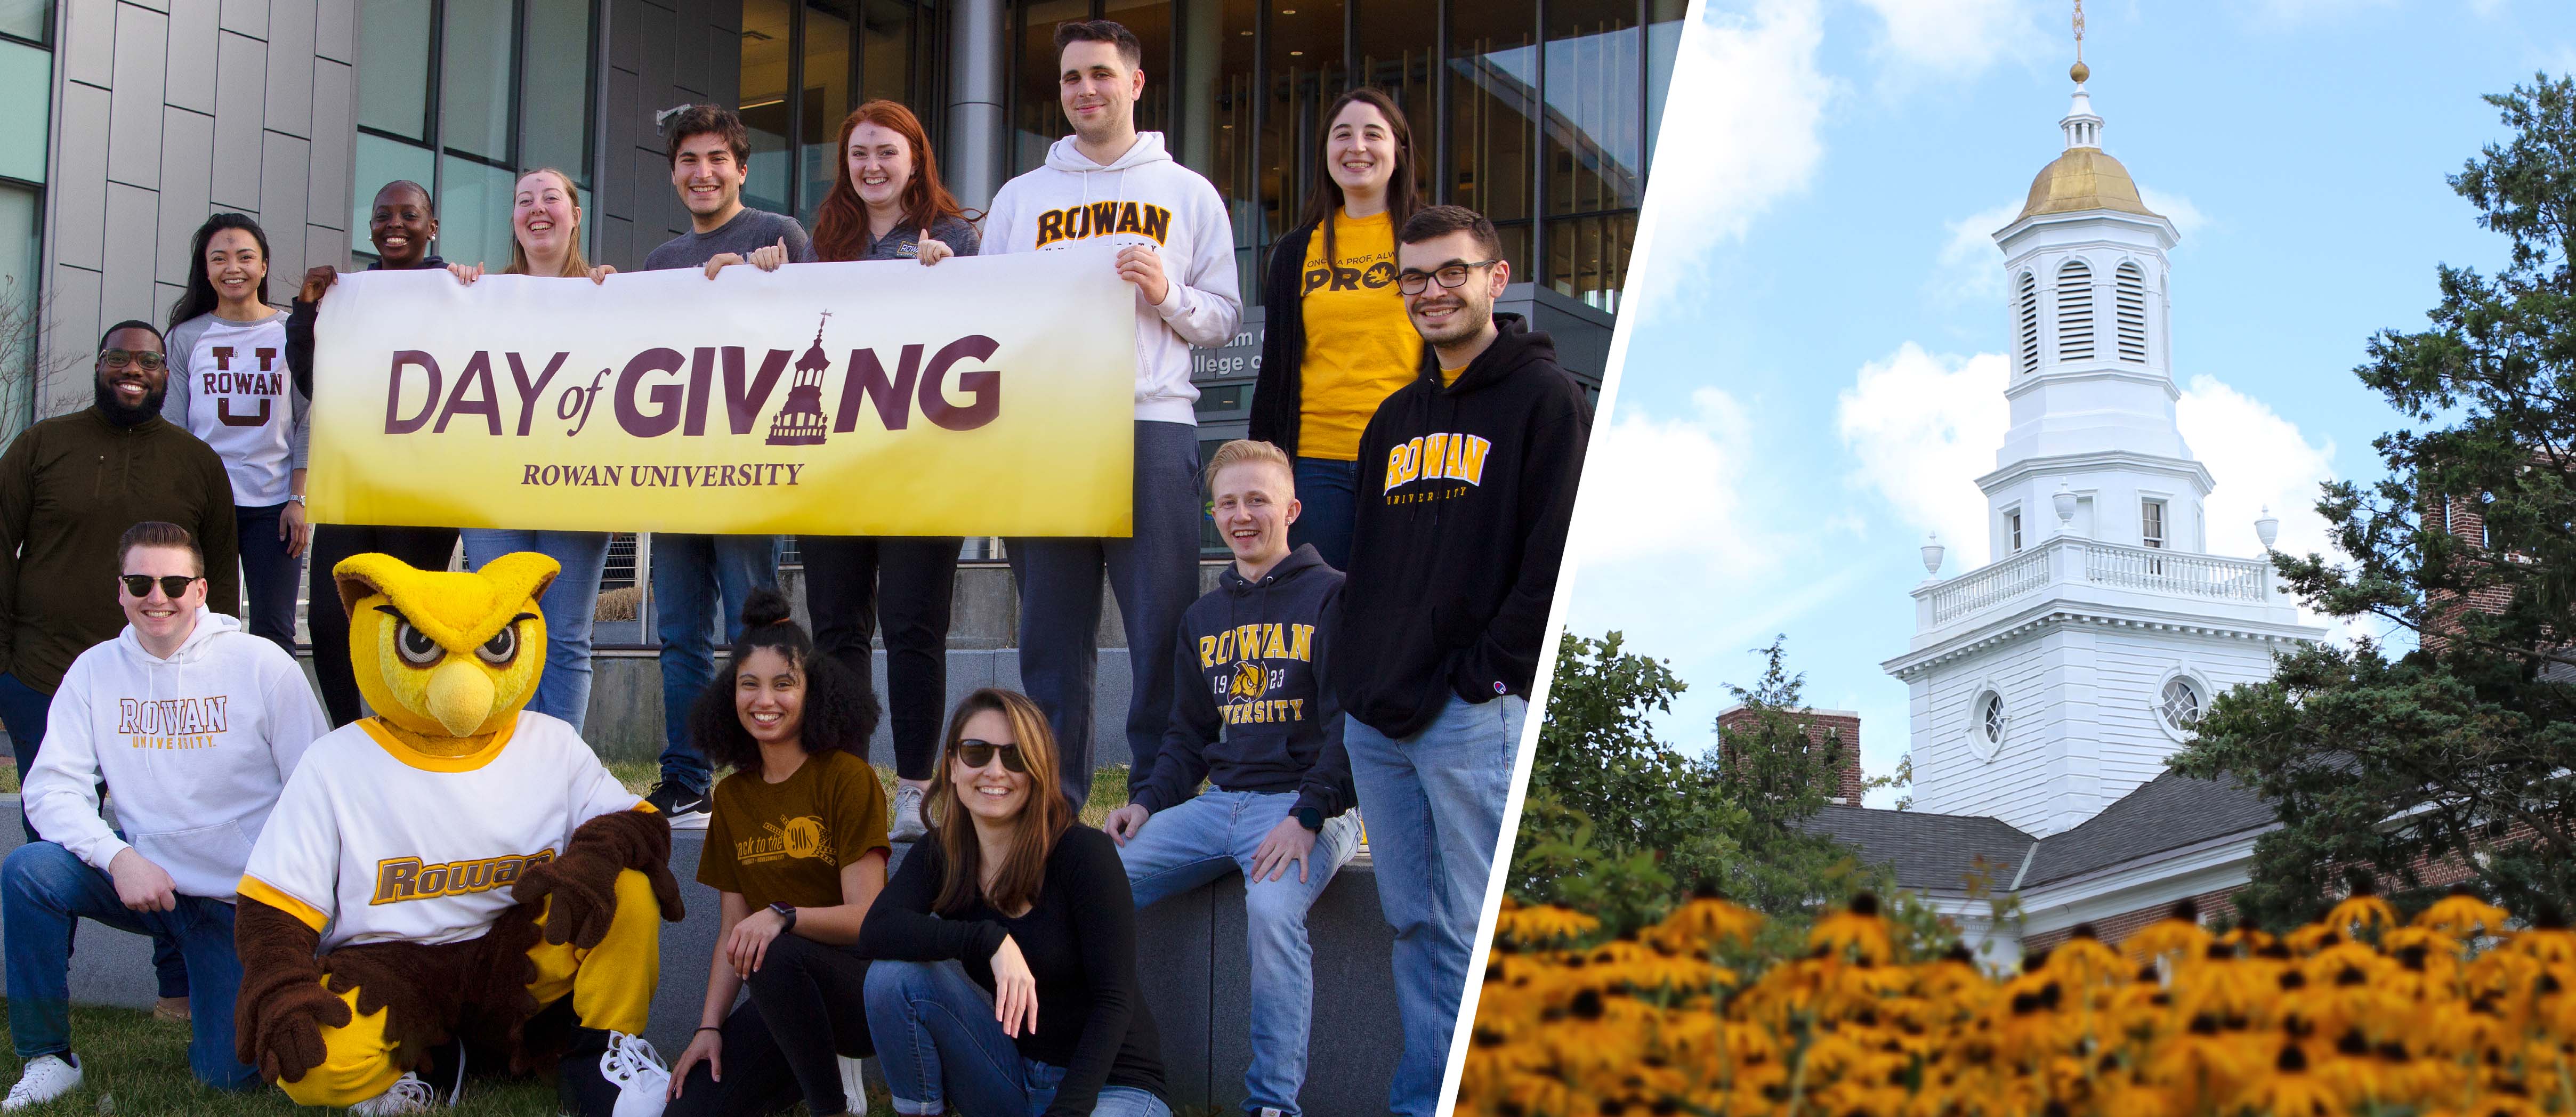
[2160,677,2201,732]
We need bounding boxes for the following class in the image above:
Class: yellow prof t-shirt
[1297,211,1423,462]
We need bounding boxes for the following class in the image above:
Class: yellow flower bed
[1461,887,2573,1116]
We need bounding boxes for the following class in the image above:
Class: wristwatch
[1294,807,1323,832]
[287,494,306,504]
[769,902,797,931]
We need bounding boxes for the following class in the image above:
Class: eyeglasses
[100,350,166,372]
[119,574,199,600]
[954,739,1028,773]
[1395,260,1501,296]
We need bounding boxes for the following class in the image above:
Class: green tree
[2172,75,2576,927]
[1513,632,1945,952]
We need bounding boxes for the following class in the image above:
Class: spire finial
[2071,0,2089,84]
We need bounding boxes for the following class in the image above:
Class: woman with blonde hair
[446,167,616,729]
[860,689,1170,1116]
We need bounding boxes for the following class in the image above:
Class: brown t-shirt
[698,749,891,910]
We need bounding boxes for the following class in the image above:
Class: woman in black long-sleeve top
[860,687,1169,1117]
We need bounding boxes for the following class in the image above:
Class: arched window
[2159,677,2201,731]
[2016,272,2040,374]
[2057,259,2094,362]
[2115,262,2148,362]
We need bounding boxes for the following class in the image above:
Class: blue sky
[1567,0,2576,803]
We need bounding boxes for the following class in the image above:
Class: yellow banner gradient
[306,244,1137,536]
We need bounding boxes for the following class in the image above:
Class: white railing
[2080,539,2270,602]
[1929,546,2053,625]
[1920,536,2275,628]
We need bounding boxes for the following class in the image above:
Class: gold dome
[2017,147,2160,221]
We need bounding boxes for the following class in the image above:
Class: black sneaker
[644,780,710,830]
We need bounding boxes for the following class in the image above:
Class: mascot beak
[425,658,496,738]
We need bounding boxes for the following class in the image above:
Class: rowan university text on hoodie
[1335,314,1590,739]
[23,608,329,899]
[1131,544,1354,818]
[983,132,1241,425]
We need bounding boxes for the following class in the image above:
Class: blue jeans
[462,529,611,732]
[1118,790,1359,1115]
[235,503,304,660]
[1286,458,1358,573]
[1009,421,1204,810]
[1345,694,1525,1116]
[1,841,258,1088]
[651,533,780,791]
[866,959,1171,1117]
[0,674,189,1000]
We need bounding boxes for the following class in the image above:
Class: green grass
[0,1000,907,1115]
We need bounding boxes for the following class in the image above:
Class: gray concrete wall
[0,815,1403,1114]
[38,0,356,414]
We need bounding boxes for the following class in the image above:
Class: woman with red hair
[802,100,980,846]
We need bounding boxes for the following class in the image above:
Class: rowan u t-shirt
[698,748,890,911]
[1296,209,1422,462]
[164,309,307,507]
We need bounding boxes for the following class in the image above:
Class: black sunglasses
[954,739,1028,774]
[119,574,199,599]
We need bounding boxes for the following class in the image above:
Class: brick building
[1716,705,1864,804]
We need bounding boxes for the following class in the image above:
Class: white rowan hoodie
[23,608,328,900]
[984,131,1243,424]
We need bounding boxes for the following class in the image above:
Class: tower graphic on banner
[768,311,834,446]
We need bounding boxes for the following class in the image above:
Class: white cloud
[1853,0,2043,80]
[2175,375,2337,564]
[1835,344,2010,571]
[1570,388,1774,579]
[1931,199,2027,306]
[1626,0,1831,315]
[2137,187,2208,237]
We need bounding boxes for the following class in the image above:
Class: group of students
[0,17,1585,1117]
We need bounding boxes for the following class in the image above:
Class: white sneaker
[3,1054,80,1111]
[890,783,928,842]
[599,1031,671,1117]
[346,1072,438,1115]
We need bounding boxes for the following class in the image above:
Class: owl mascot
[232,553,681,1116]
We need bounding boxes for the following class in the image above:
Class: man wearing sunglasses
[0,323,243,843]
[1,521,326,1107]
[1335,206,1591,1117]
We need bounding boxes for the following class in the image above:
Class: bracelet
[696,1025,721,1034]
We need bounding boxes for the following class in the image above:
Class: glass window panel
[1546,209,1633,311]
[1492,222,1530,288]
[1544,0,1640,216]
[440,0,518,161]
[800,2,854,224]
[1354,0,1435,203]
[0,0,50,43]
[1104,0,1172,137]
[739,0,794,217]
[1448,0,1536,233]
[1013,0,1092,174]
[358,0,434,140]
[1646,0,1684,171]
[0,182,32,442]
[0,40,47,183]
[860,0,918,107]
[350,134,439,260]
[1174,0,1256,263]
[520,0,594,182]
[1260,0,1344,246]
[438,155,520,271]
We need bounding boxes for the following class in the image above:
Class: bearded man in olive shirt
[0,321,240,807]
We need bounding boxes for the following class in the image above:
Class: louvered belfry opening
[2115,262,2148,362]
[2017,272,2041,374]
[2057,259,2095,362]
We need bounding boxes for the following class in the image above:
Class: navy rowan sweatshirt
[1335,314,1590,739]
[1131,544,1353,817]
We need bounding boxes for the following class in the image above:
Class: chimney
[1715,707,1865,804]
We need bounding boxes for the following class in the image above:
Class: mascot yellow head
[335,552,557,739]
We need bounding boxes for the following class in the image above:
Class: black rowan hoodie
[1336,313,1589,739]
[1132,544,1354,818]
